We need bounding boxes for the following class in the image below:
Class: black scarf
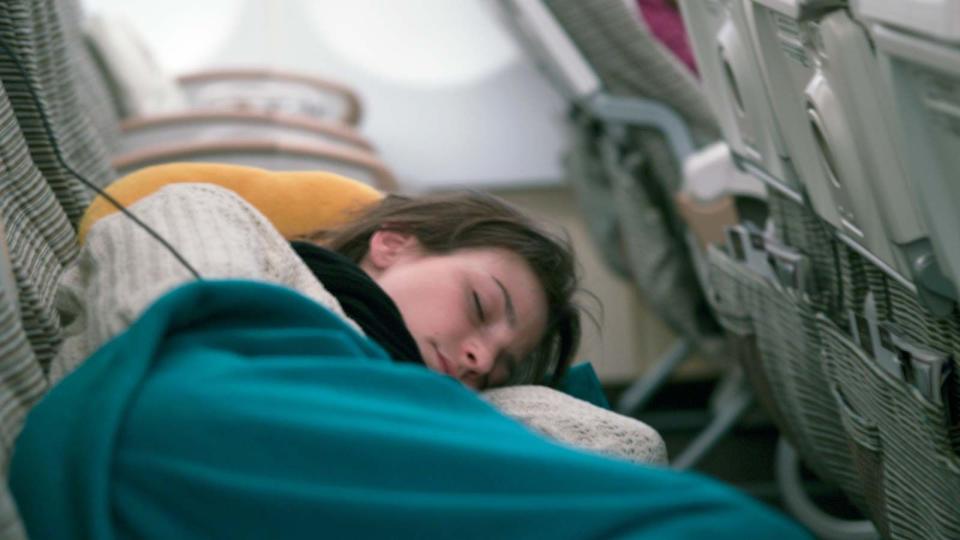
[291,241,424,366]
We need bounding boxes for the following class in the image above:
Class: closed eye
[472,291,486,322]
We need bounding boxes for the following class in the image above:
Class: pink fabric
[636,0,698,75]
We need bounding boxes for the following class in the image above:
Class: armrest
[112,139,397,192]
[118,110,374,156]
[177,68,363,126]
[586,92,697,163]
[676,142,766,250]
[675,192,739,251]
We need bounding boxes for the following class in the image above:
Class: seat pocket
[740,279,862,508]
[827,370,887,536]
[819,314,960,540]
[706,246,800,442]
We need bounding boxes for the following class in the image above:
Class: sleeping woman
[11,165,811,539]
[291,190,580,390]
[54,163,580,391]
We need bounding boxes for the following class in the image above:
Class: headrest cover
[79,162,384,243]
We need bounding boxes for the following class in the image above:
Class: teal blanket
[10,280,809,539]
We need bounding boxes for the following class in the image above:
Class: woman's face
[362,230,548,389]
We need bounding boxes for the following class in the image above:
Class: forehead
[446,246,526,267]
[442,247,534,281]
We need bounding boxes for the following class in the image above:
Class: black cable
[0,38,203,280]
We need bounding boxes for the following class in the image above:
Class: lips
[433,346,454,377]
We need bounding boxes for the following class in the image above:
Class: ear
[361,229,420,277]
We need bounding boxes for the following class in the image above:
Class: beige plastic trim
[177,68,363,125]
[112,139,397,192]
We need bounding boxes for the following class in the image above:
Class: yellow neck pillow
[79,162,385,243]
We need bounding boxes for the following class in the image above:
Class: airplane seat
[495,0,713,313]
[540,0,726,346]
[0,0,116,218]
[755,5,960,538]
[850,3,960,536]
[678,0,797,192]
[0,77,84,540]
[745,2,937,308]
[494,0,773,471]
[563,112,634,278]
[680,2,863,479]
[681,0,960,537]
[635,0,700,75]
[495,1,722,336]
[677,140,766,272]
[550,0,717,132]
[675,142,766,380]
[859,0,960,317]
[707,185,887,539]
[681,1,877,536]
[491,0,632,278]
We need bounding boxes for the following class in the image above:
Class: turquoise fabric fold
[10,280,810,539]
[558,362,611,409]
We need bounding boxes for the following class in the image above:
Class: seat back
[853,0,960,43]
[546,0,716,138]
[862,2,960,314]
[678,0,795,189]
[0,4,122,533]
[498,0,722,341]
[493,0,631,278]
[0,0,116,223]
[0,75,84,540]
[745,3,941,311]
[684,0,960,536]
[491,0,601,103]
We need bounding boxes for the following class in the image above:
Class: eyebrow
[492,277,516,327]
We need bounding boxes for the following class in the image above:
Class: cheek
[391,281,466,339]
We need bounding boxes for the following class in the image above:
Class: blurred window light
[81,0,241,73]
[306,0,521,88]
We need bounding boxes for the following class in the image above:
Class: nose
[461,338,496,376]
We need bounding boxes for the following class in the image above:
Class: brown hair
[318,191,582,387]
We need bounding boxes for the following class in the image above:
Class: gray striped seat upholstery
[0,2,117,537]
[0,77,79,540]
[0,0,116,226]
[0,84,77,375]
[545,0,716,137]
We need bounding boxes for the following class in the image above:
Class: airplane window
[305,0,520,89]
[81,0,240,73]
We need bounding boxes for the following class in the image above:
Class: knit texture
[484,385,668,465]
[50,183,360,384]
